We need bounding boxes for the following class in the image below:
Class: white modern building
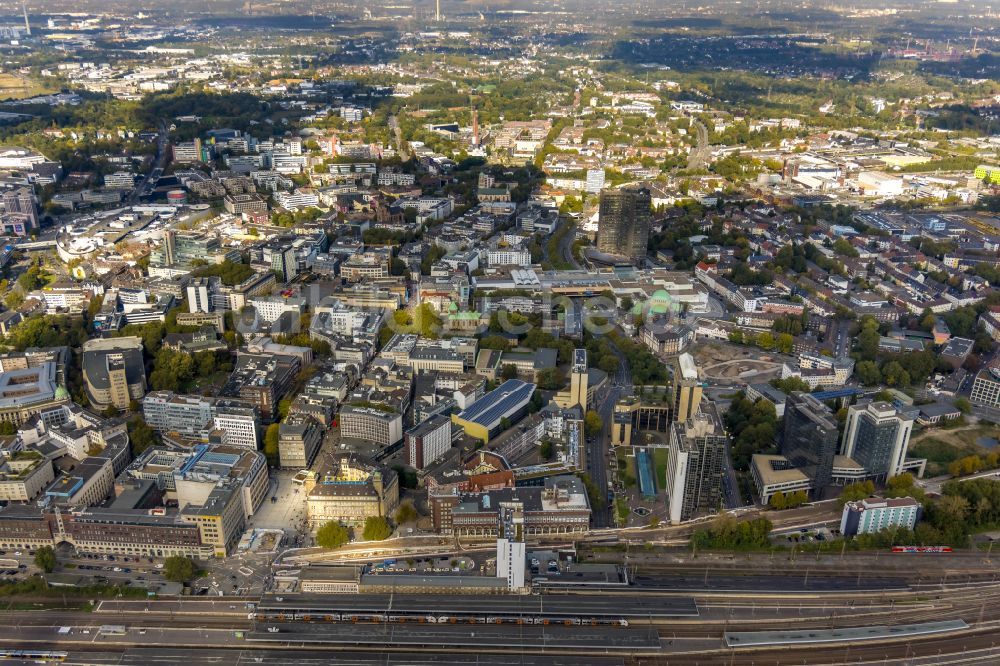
[274,189,319,210]
[840,496,920,536]
[247,295,306,325]
[486,249,532,268]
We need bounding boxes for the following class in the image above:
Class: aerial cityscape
[0,0,997,663]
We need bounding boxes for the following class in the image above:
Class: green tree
[128,416,159,455]
[87,294,105,319]
[584,410,603,437]
[770,377,811,393]
[196,352,217,378]
[775,333,794,354]
[33,545,56,573]
[539,439,555,461]
[854,360,882,386]
[535,367,565,390]
[315,521,350,549]
[362,516,392,541]
[163,555,196,583]
[413,302,442,338]
[393,500,418,525]
[149,348,195,392]
[919,310,937,332]
[263,423,280,466]
[500,364,518,381]
[192,260,253,287]
[954,397,971,415]
[690,515,773,550]
[0,421,16,436]
[832,237,859,258]
[787,490,809,508]
[577,472,607,511]
[855,327,880,362]
[881,360,911,388]
[839,480,875,506]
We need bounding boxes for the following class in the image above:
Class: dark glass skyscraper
[596,187,651,260]
[781,392,838,497]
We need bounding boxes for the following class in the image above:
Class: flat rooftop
[751,454,810,487]
[248,623,663,652]
[725,619,967,648]
[259,593,698,618]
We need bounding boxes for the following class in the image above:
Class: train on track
[252,611,629,627]
[0,649,68,661]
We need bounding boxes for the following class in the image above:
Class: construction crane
[970,27,983,56]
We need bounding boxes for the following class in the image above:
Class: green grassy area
[614,498,630,526]
[910,438,981,476]
[652,447,669,489]
[910,426,1000,476]
[0,576,151,602]
[616,447,636,488]
[0,73,53,101]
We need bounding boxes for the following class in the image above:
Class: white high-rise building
[585,169,606,194]
[186,278,214,314]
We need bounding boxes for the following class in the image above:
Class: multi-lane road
[588,338,633,528]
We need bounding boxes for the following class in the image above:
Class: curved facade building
[82,337,146,410]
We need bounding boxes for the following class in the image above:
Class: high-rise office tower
[665,411,728,524]
[781,392,839,497]
[568,348,589,412]
[841,401,914,480]
[595,187,651,260]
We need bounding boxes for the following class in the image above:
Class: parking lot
[772,526,839,545]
